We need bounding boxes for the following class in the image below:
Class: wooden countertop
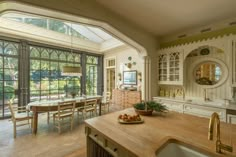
[85,108,236,157]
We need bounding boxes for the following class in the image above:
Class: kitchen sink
[156,139,214,157]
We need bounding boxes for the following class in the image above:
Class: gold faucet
[208,112,233,153]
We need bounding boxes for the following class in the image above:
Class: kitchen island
[85,108,236,157]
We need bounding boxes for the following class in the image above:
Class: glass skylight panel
[0,12,124,49]
[1,13,89,41]
[67,23,103,43]
[87,26,113,40]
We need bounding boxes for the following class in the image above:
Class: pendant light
[61,23,82,76]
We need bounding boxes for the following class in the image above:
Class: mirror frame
[189,58,228,89]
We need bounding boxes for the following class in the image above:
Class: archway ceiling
[0,12,126,53]
[97,0,236,37]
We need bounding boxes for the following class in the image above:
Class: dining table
[27,95,102,134]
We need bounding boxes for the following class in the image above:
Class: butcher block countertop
[85,108,236,157]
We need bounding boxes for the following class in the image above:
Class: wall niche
[184,45,230,101]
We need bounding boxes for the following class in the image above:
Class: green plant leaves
[133,101,167,112]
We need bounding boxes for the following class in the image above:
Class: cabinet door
[232,40,236,86]
[162,101,184,113]
[169,52,180,82]
[126,91,141,108]
[227,114,236,124]
[87,127,136,157]
[158,54,168,82]
[153,98,184,113]
[184,104,226,122]
[158,51,183,85]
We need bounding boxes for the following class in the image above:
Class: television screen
[123,70,137,85]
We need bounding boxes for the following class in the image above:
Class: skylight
[0,12,122,46]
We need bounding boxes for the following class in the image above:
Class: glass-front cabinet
[169,52,180,82]
[232,40,236,87]
[158,54,167,81]
[158,51,183,85]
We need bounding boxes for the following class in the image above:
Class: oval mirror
[194,62,221,85]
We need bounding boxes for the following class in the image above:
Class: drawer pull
[113,148,117,152]
[94,134,98,137]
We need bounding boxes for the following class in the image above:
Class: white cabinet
[227,109,236,124]
[232,40,236,87]
[153,97,227,122]
[162,101,184,113]
[184,104,226,122]
[153,97,184,113]
[158,51,183,85]
[227,114,236,124]
[86,126,136,157]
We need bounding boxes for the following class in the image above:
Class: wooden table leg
[99,101,102,116]
[32,106,38,134]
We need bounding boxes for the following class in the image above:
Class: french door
[0,39,22,118]
[0,39,33,119]
[0,37,103,119]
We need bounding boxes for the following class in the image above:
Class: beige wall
[158,34,236,102]
[104,46,144,98]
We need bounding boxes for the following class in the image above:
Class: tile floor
[0,104,123,157]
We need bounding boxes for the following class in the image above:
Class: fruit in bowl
[118,113,141,122]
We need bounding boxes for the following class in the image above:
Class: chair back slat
[83,99,97,110]
[85,99,97,105]
[85,99,97,106]
[102,92,111,103]
[106,92,111,99]
[58,100,76,115]
[8,99,15,120]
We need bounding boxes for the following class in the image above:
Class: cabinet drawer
[105,139,119,157]
[126,103,134,108]
[153,98,162,103]
[162,102,183,113]
[88,128,105,146]
[127,93,140,96]
[87,127,136,157]
[227,114,236,124]
[128,99,140,104]
[184,104,226,122]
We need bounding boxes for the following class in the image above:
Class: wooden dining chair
[101,92,111,114]
[79,99,97,119]
[76,101,85,122]
[47,98,60,124]
[8,99,33,138]
[53,100,75,133]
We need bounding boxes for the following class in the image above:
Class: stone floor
[0,104,123,157]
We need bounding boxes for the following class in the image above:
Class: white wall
[185,46,230,101]
[158,34,236,102]
[104,46,144,98]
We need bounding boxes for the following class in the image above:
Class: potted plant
[70,91,76,98]
[133,101,168,116]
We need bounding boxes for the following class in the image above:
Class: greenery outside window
[0,40,19,118]
[86,55,98,95]
[30,46,81,101]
